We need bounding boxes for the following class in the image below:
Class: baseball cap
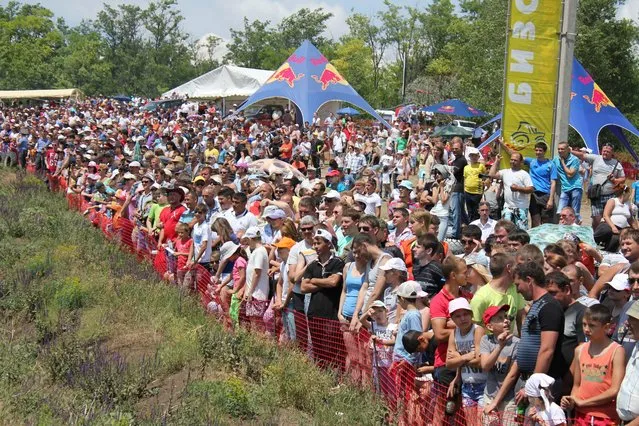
[449,297,472,314]
[324,190,341,200]
[467,147,480,156]
[606,274,630,291]
[129,161,141,168]
[274,237,296,249]
[244,226,261,239]
[482,305,510,325]
[263,206,287,220]
[380,257,407,272]
[314,229,333,243]
[326,170,340,177]
[395,281,422,299]
[219,241,240,263]
[398,180,414,190]
[192,176,206,184]
[626,300,639,320]
[370,300,387,309]
[122,172,137,180]
[88,161,97,167]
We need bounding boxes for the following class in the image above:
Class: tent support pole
[553,0,578,156]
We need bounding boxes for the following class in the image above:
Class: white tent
[162,65,273,100]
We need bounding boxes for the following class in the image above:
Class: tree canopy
[0,0,637,124]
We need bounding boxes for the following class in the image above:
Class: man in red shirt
[430,256,473,391]
[157,186,187,247]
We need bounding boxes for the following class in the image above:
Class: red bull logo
[583,82,615,113]
[468,107,479,115]
[312,64,349,90]
[310,55,328,66]
[266,62,304,88]
[288,54,305,64]
[438,105,455,113]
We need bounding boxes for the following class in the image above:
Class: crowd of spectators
[3,97,639,425]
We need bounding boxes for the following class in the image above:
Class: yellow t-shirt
[464,162,486,194]
[204,148,219,161]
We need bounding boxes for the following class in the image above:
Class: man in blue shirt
[524,142,558,227]
[35,134,49,173]
[17,133,29,169]
[553,141,584,222]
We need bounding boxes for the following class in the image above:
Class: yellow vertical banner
[502,0,563,161]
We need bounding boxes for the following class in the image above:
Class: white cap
[606,274,630,291]
[370,300,387,309]
[122,172,137,180]
[129,161,141,168]
[244,226,261,239]
[395,281,422,298]
[467,147,480,156]
[449,297,472,314]
[380,257,407,272]
[88,161,97,167]
[263,206,286,220]
[314,229,333,244]
[324,190,341,200]
[220,241,240,263]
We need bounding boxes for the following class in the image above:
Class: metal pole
[552,0,579,157]
[401,53,407,103]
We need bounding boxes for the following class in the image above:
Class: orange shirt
[575,341,622,421]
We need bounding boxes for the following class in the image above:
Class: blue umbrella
[337,106,360,116]
[112,95,132,103]
[397,104,415,118]
[422,99,489,117]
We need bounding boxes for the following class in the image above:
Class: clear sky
[38,0,639,44]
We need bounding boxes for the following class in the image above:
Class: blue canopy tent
[570,59,639,162]
[336,106,360,116]
[476,59,639,161]
[422,99,489,117]
[237,40,390,128]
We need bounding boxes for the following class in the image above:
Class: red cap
[482,305,510,325]
[326,169,340,177]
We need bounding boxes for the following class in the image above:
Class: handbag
[587,160,619,200]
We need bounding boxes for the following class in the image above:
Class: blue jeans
[558,188,583,221]
[450,192,465,239]
[462,382,486,407]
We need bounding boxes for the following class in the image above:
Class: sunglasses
[142,180,151,184]
[629,278,639,284]
[358,226,372,232]
[301,227,314,232]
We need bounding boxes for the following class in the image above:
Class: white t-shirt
[192,221,213,263]
[247,246,270,301]
[354,192,382,215]
[498,168,533,209]
[226,209,258,234]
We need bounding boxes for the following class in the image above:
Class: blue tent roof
[570,58,639,162]
[237,40,390,128]
[421,99,489,117]
[476,59,639,162]
[337,106,360,115]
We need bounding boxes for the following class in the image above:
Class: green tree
[225,18,274,68]
[0,1,63,89]
[346,13,387,95]
[55,24,112,95]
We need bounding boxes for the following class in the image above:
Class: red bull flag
[570,58,639,161]
[236,40,391,128]
[501,0,562,163]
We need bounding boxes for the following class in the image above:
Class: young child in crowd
[480,305,520,423]
[381,165,392,199]
[525,373,566,426]
[220,241,246,328]
[360,300,396,394]
[446,297,486,420]
[273,237,297,342]
[392,281,423,365]
[560,304,625,425]
[173,223,193,288]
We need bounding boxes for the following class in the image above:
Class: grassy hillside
[0,170,386,425]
